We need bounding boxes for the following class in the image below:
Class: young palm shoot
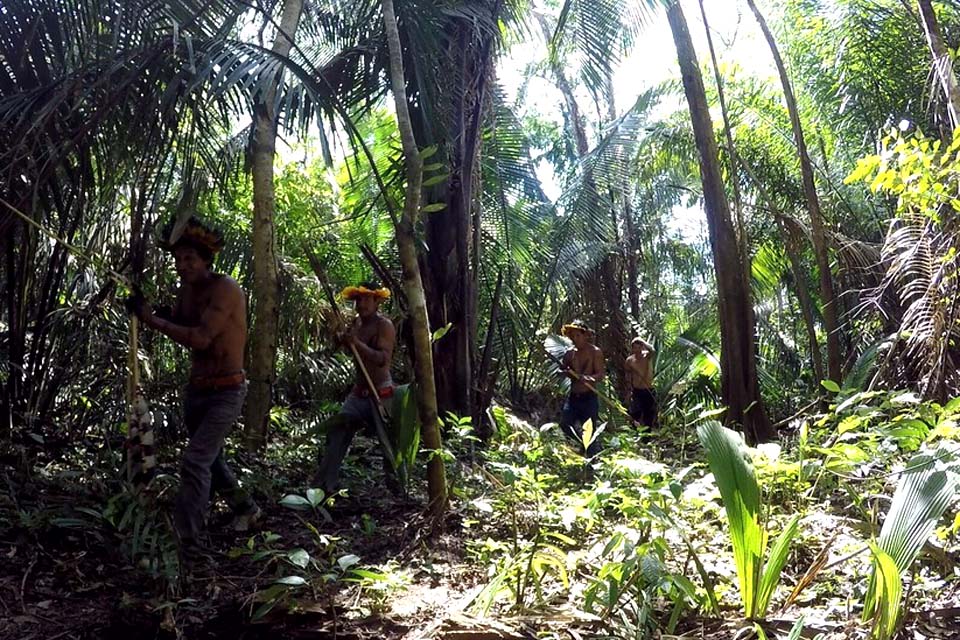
[698,421,800,620]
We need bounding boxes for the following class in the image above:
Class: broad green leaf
[756,514,800,616]
[545,531,577,546]
[286,548,310,569]
[863,544,902,639]
[864,445,958,638]
[251,583,288,621]
[279,494,311,510]
[698,421,763,617]
[821,379,841,393]
[391,383,421,473]
[422,173,448,187]
[431,323,453,342]
[337,554,361,571]
[582,418,594,450]
[305,488,325,508]
[252,600,279,622]
[876,445,958,573]
[421,202,447,213]
[837,415,864,434]
[943,397,960,415]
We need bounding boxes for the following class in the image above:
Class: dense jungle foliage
[1,0,960,638]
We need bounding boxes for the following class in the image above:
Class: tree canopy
[2,0,960,638]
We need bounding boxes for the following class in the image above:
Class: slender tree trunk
[738,154,826,385]
[667,1,775,443]
[624,199,640,320]
[2,224,19,439]
[781,221,825,384]
[918,0,960,128]
[474,271,503,438]
[382,0,448,517]
[746,0,842,384]
[244,0,304,450]
[537,14,589,158]
[698,0,748,263]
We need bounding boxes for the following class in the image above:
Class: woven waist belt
[189,372,246,390]
[352,383,395,399]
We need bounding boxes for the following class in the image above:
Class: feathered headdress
[561,319,593,337]
[158,216,225,255]
[341,283,391,301]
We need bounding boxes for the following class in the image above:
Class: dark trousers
[174,384,255,542]
[316,391,397,494]
[559,391,601,457]
[629,388,658,428]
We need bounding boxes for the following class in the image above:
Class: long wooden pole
[305,249,399,468]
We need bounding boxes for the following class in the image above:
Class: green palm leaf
[756,513,800,616]
[698,420,800,618]
[698,420,764,617]
[863,444,959,637]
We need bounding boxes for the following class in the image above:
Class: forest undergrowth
[2,388,959,640]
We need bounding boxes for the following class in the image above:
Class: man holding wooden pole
[558,320,606,457]
[315,281,399,495]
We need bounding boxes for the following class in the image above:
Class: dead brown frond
[869,209,960,399]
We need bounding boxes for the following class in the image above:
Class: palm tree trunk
[738,154,827,386]
[667,1,775,444]
[624,199,640,320]
[382,0,448,517]
[781,221,826,384]
[2,225,21,438]
[918,0,960,128]
[244,0,304,450]
[745,0,842,384]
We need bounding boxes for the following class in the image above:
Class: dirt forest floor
[0,447,492,640]
[3,406,960,640]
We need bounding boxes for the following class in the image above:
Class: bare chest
[355,322,381,348]
[178,287,214,325]
[569,350,596,373]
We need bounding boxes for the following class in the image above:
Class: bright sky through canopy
[500,0,776,237]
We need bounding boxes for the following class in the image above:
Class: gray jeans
[174,384,255,542]
[316,389,395,494]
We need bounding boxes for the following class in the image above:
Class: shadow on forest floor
[4,402,960,640]
[0,436,491,640]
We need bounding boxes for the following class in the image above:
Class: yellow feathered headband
[561,319,592,337]
[341,285,391,301]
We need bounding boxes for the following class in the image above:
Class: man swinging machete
[125,217,260,564]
